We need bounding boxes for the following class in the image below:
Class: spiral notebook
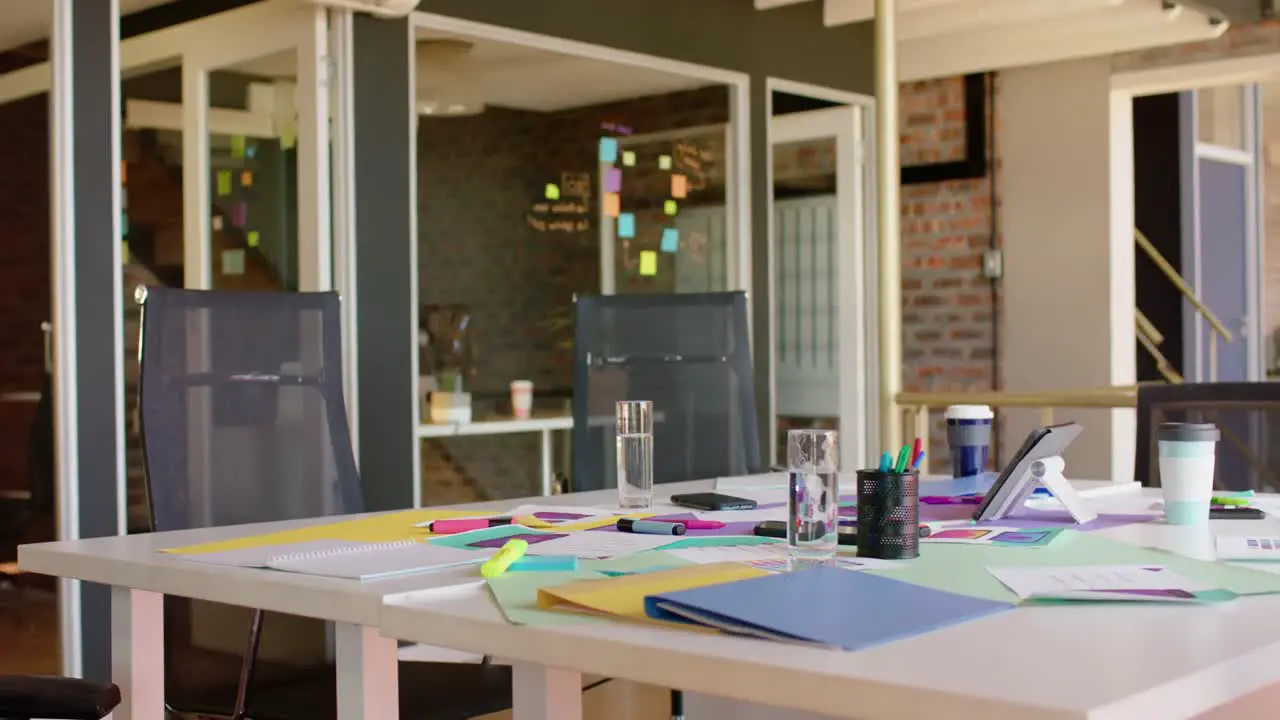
[264,539,490,581]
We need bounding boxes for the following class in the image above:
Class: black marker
[617,518,686,535]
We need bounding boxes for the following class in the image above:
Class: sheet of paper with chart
[986,564,1228,603]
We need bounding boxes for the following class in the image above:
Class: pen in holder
[855,469,920,560]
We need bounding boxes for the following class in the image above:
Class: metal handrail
[1134,230,1232,342]
[1135,308,1183,384]
[1135,308,1164,346]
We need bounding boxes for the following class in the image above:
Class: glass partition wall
[411,18,748,503]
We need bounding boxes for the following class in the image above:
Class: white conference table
[18,479,1280,720]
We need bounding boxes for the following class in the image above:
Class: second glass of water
[786,428,839,566]
[616,400,653,509]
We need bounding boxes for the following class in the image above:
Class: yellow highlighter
[481,539,529,578]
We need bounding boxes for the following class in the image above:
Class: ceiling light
[416,39,486,117]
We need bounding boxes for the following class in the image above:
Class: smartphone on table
[669,492,758,511]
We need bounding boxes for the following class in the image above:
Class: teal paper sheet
[866,531,1280,602]
[485,552,694,626]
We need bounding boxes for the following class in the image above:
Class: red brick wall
[0,94,51,494]
[900,75,1000,466]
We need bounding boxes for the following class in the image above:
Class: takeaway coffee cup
[1157,422,1220,526]
[945,405,993,478]
[510,380,533,420]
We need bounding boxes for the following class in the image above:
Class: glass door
[770,104,874,472]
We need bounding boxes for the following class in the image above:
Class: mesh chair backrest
[571,292,760,491]
[1136,382,1280,493]
[138,287,363,531]
[137,287,363,715]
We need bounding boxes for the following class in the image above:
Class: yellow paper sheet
[165,509,485,555]
[537,562,769,625]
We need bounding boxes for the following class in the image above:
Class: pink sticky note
[604,167,622,193]
[231,203,247,228]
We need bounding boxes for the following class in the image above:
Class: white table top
[380,486,1280,720]
[21,479,1280,719]
[417,414,573,438]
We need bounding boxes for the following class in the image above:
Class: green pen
[1211,496,1249,506]
[893,445,910,473]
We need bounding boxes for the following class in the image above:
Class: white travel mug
[510,380,533,419]
[1157,422,1219,526]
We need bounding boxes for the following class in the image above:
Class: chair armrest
[0,675,120,720]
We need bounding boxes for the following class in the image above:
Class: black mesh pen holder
[855,469,920,560]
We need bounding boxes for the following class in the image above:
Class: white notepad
[265,540,491,581]
[178,539,367,568]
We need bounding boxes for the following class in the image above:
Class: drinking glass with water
[616,400,653,509]
[786,428,839,566]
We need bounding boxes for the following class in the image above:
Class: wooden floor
[0,586,60,674]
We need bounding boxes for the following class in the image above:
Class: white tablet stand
[988,455,1097,525]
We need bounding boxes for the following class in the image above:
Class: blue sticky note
[599,137,618,164]
[660,228,679,253]
[509,556,578,572]
[617,212,636,238]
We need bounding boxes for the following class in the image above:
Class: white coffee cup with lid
[1157,422,1219,526]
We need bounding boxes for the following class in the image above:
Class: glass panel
[772,134,840,466]
[0,0,58,675]
[208,50,299,291]
[121,60,187,535]
[610,130,729,294]
[412,29,735,503]
[1198,84,1247,150]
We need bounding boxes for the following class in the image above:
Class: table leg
[512,662,581,720]
[334,623,399,720]
[110,586,164,720]
[539,429,554,495]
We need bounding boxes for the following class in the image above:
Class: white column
[1000,57,1137,483]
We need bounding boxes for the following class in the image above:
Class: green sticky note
[865,531,1280,602]
[216,170,232,197]
[487,570,604,626]
[247,231,260,248]
[658,154,672,170]
[230,135,246,159]
[639,250,657,277]
[545,183,560,201]
[663,200,678,216]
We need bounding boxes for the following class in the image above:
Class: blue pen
[878,452,893,472]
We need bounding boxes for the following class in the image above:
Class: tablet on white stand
[972,423,1096,525]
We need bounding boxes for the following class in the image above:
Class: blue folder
[644,565,1014,651]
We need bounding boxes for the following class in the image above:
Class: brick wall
[899,75,1000,468]
[0,94,51,495]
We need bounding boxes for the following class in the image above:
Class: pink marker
[428,517,514,534]
[665,520,725,530]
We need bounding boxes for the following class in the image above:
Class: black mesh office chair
[571,291,761,492]
[571,291,760,720]
[1135,382,1280,493]
[137,286,512,720]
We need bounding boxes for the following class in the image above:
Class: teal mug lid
[1156,422,1219,443]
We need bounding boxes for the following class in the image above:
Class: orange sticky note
[671,174,688,199]
[120,161,127,185]
[603,192,620,218]
[241,170,253,188]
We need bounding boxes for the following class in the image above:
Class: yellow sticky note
[281,123,296,150]
[671,174,688,199]
[545,183,560,200]
[163,509,486,555]
[603,192,620,218]
[241,170,253,188]
[247,231,260,248]
[639,250,657,276]
[230,135,246,159]
[121,241,130,264]
[658,154,672,170]
[664,200,678,216]
[622,150,636,167]
[216,170,232,197]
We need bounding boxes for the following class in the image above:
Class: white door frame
[766,78,877,471]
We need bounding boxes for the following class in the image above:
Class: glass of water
[786,428,839,566]
[616,400,653,508]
